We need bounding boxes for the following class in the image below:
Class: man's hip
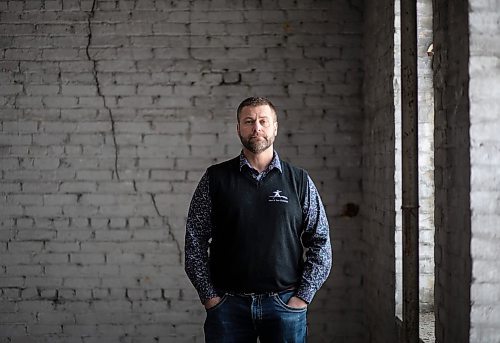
[204,289,307,343]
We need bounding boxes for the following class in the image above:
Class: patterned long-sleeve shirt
[184,151,332,304]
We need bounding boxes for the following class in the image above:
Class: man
[185,97,332,342]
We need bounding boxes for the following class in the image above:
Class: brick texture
[469,0,500,342]
[0,0,364,342]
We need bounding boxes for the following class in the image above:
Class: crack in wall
[12,61,22,109]
[84,0,182,266]
[150,193,183,265]
[86,0,121,180]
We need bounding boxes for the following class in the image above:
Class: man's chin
[250,136,265,141]
[246,144,272,154]
[240,136,273,154]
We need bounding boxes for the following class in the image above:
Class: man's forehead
[240,105,274,118]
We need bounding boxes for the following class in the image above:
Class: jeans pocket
[273,292,307,312]
[205,294,228,312]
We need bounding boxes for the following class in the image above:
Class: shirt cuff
[295,285,315,304]
[199,286,219,305]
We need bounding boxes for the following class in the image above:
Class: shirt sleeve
[184,171,218,304]
[295,175,332,304]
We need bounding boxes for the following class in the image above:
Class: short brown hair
[236,97,277,122]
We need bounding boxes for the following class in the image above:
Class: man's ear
[237,122,240,135]
[274,121,278,135]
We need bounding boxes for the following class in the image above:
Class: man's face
[237,104,278,155]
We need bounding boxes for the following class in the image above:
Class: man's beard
[239,133,275,154]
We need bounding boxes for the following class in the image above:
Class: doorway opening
[394,0,435,341]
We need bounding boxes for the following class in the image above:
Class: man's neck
[242,147,274,173]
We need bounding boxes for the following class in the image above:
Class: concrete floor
[420,312,435,343]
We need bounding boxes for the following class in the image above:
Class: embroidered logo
[268,190,289,203]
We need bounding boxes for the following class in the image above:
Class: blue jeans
[204,290,307,343]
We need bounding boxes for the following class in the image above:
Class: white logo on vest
[268,190,289,203]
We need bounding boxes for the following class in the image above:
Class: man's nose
[252,121,263,132]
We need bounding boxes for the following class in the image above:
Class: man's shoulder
[207,155,240,173]
[279,159,308,178]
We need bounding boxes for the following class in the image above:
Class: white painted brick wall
[469,0,500,341]
[0,0,364,342]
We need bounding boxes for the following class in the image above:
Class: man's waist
[218,286,296,298]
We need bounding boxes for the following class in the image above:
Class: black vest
[208,156,308,293]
